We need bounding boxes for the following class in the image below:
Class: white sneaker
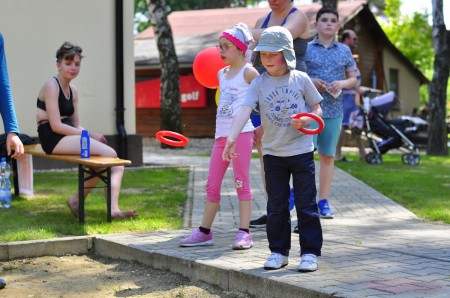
[264,252,288,270]
[298,254,318,272]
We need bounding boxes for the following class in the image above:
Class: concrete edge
[93,238,330,298]
[1,236,331,298]
[0,236,92,261]
[183,165,195,228]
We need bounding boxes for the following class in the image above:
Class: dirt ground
[0,254,252,298]
[0,139,251,297]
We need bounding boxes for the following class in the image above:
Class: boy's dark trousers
[263,152,323,257]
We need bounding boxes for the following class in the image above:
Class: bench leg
[11,158,19,196]
[78,164,85,224]
[106,168,111,222]
[78,166,112,224]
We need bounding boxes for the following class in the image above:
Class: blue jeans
[264,152,323,257]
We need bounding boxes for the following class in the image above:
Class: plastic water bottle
[0,157,11,209]
[80,130,90,158]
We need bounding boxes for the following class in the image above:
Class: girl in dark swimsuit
[36,42,137,220]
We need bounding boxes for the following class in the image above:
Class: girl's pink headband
[220,32,248,52]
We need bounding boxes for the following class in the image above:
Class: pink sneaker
[179,229,214,247]
[232,230,253,250]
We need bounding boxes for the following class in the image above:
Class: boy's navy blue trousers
[263,152,323,257]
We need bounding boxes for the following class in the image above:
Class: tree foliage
[380,0,435,107]
[381,0,433,73]
[135,0,151,33]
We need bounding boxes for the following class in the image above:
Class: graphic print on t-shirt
[265,85,301,127]
[218,90,238,119]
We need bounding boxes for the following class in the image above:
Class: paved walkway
[100,143,450,298]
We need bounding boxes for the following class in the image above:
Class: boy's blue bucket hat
[254,26,296,70]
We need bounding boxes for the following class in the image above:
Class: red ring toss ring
[155,130,189,147]
[291,113,325,135]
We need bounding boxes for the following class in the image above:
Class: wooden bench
[11,144,132,224]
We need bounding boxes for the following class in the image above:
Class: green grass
[335,152,450,223]
[1,151,449,242]
[0,167,189,242]
[211,151,450,223]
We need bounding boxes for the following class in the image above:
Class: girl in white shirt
[180,24,259,250]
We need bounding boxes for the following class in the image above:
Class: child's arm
[222,106,253,162]
[309,103,323,118]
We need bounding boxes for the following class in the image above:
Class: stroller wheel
[402,153,420,166]
[366,152,382,165]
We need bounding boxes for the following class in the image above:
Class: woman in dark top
[251,0,310,72]
[36,42,137,220]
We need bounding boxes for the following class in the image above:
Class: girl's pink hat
[220,23,254,52]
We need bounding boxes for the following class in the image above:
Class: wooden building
[135,0,428,138]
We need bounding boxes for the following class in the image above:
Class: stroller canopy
[371,91,395,116]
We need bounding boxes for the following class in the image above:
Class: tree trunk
[147,0,182,148]
[427,0,449,155]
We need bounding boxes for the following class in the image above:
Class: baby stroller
[359,91,420,166]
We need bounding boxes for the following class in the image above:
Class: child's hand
[254,126,264,148]
[291,115,310,130]
[222,139,238,162]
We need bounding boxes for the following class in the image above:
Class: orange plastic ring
[291,113,325,135]
[155,130,189,147]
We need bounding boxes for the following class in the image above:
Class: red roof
[135,0,367,40]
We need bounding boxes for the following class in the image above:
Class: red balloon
[193,47,227,89]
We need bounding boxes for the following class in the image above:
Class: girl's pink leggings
[205,131,254,203]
